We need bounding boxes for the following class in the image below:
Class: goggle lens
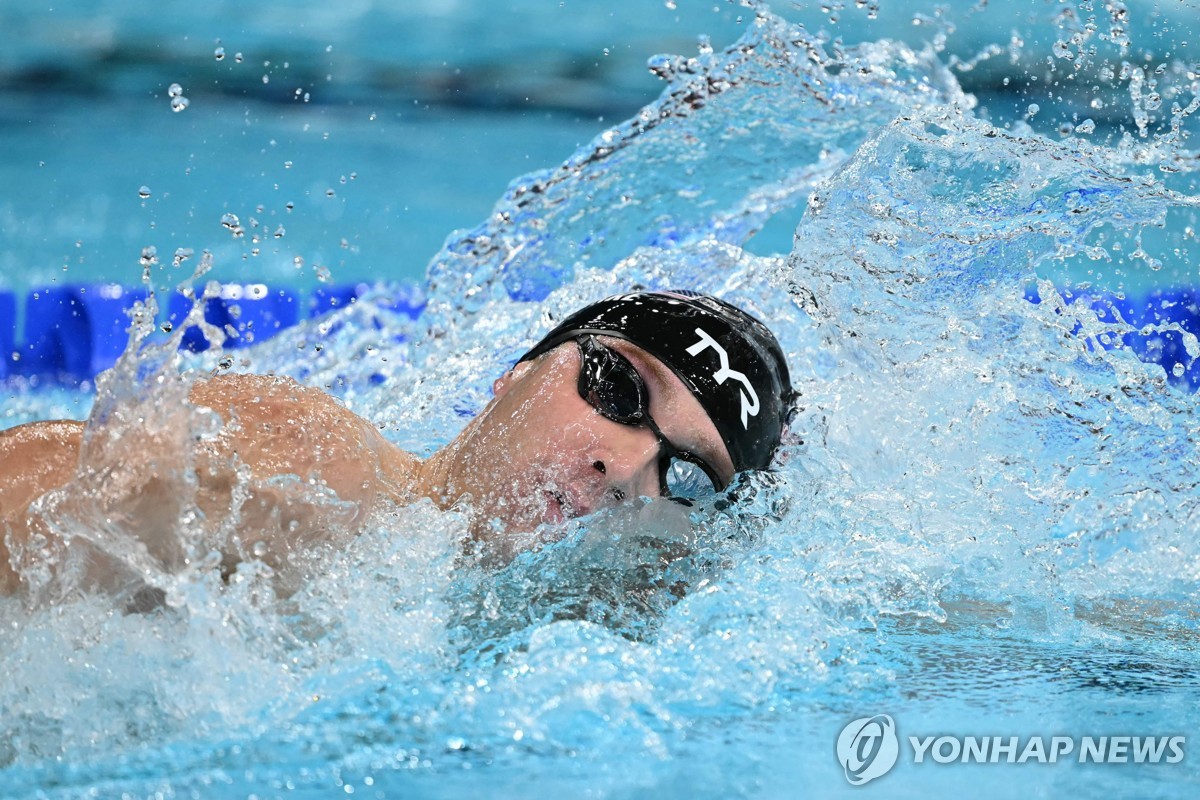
[576,336,722,499]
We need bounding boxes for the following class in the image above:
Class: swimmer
[0,290,793,597]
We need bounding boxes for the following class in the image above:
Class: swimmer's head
[428,290,795,537]
[518,290,796,477]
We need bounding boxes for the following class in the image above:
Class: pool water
[3,2,1200,798]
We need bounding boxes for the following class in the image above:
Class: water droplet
[326,188,336,198]
[314,264,332,283]
[138,185,152,199]
[664,0,676,8]
[284,160,293,169]
[285,201,295,212]
[349,172,357,181]
[235,52,244,63]
[168,83,183,98]
[369,112,377,121]
[1075,118,1096,134]
[171,96,190,112]
[173,247,194,267]
[214,46,225,61]
[293,255,304,269]
[1173,363,1185,377]
[1025,103,1041,118]
[140,246,158,267]
[161,321,174,333]
[273,225,286,239]
[221,213,245,237]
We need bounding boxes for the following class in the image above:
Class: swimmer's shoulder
[191,373,335,415]
[189,373,421,501]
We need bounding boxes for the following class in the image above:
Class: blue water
[3,1,1200,798]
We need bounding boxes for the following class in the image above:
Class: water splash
[3,2,1200,797]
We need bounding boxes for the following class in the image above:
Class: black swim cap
[518,291,794,473]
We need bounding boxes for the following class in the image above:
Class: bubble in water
[273,225,286,239]
[167,83,183,98]
[314,264,332,283]
[1025,103,1040,119]
[214,46,225,61]
[235,52,244,63]
[140,246,158,267]
[285,201,295,212]
[325,188,336,198]
[293,255,304,269]
[172,247,194,267]
[137,185,151,199]
[1075,118,1096,134]
[171,96,190,112]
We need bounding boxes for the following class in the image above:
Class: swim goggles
[575,335,725,498]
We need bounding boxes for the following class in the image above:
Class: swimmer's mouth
[544,488,589,523]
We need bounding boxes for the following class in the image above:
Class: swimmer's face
[445,336,735,534]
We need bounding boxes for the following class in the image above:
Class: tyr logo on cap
[686,328,760,428]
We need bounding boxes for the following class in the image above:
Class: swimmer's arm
[0,421,85,593]
[189,374,417,509]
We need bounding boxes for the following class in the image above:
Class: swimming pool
[2,1,1199,798]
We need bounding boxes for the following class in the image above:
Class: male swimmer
[0,291,793,597]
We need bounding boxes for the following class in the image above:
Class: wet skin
[0,336,732,595]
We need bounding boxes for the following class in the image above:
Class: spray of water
[2,2,1199,796]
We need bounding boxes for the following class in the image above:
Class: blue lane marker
[6,281,1193,387]
[166,285,300,352]
[1132,288,1200,389]
[0,291,14,379]
[20,285,148,378]
[308,282,426,319]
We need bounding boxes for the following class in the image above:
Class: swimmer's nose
[590,441,661,501]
